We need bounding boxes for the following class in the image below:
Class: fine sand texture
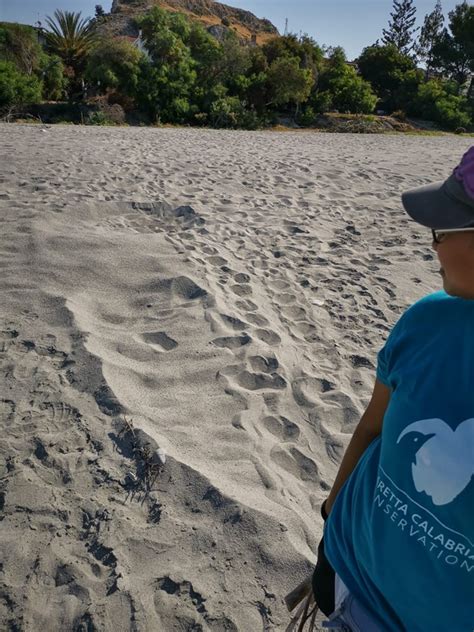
[0,124,471,631]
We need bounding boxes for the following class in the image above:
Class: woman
[310,147,474,631]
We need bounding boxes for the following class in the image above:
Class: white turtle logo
[397,418,474,506]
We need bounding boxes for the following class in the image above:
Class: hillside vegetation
[102,0,278,44]
[1,0,473,132]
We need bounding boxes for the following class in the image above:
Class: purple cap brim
[402,175,474,230]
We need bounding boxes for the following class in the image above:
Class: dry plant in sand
[117,415,166,498]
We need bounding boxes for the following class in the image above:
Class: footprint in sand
[100,312,128,326]
[117,342,156,362]
[207,255,228,266]
[219,314,249,330]
[202,245,218,255]
[326,439,345,466]
[233,273,250,284]
[254,329,281,346]
[235,300,258,312]
[261,415,300,441]
[291,375,336,408]
[0,399,16,425]
[275,293,296,305]
[244,313,269,327]
[140,332,178,351]
[211,334,251,349]
[25,401,84,435]
[281,305,307,320]
[231,283,252,297]
[268,279,292,291]
[249,355,279,373]
[236,370,286,391]
[270,446,319,483]
[349,354,374,369]
[171,276,207,301]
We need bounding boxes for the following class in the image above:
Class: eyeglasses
[432,227,474,244]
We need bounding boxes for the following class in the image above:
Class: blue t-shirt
[324,291,474,631]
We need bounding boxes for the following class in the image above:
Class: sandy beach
[0,124,471,631]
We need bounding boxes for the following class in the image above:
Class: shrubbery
[357,44,423,113]
[0,1,473,131]
[85,38,142,99]
[0,22,67,109]
[411,79,472,129]
[0,60,42,110]
[310,47,377,114]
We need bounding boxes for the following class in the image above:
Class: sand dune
[0,124,471,631]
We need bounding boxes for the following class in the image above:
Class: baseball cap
[401,146,474,230]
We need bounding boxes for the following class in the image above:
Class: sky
[0,0,463,60]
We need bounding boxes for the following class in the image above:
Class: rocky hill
[100,0,279,44]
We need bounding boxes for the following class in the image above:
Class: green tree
[190,30,254,120]
[0,22,66,101]
[188,20,223,88]
[45,10,96,98]
[411,78,472,129]
[210,94,245,128]
[260,34,321,117]
[312,47,377,114]
[431,1,474,87]
[216,31,251,85]
[262,33,322,86]
[0,60,42,110]
[417,1,445,73]
[237,46,269,115]
[86,38,143,97]
[40,54,66,100]
[358,43,423,112]
[266,55,314,112]
[137,8,197,122]
[382,0,419,58]
[0,22,43,75]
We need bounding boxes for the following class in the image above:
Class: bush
[0,22,67,101]
[101,102,126,124]
[0,22,43,74]
[298,105,317,126]
[86,110,115,125]
[209,95,260,128]
[193,111,208,125]
[391,109,407,121]
[310,90,333,115]
[41,54,67,100]
[168,96,193,122]
[209,95,244,127]
[311,48,377,115]
[266,55,314,107]
[85,38,143,98]
[107,91,136,113]
[411,80,472,130]
[357,44,423,112]
[0,60,42,110]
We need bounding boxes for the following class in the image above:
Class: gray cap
[402,173,474,230]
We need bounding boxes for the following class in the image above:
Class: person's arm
[324,379,391,515]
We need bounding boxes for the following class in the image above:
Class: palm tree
[45,10,96,98]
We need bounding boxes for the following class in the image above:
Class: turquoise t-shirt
[324,291,474,631]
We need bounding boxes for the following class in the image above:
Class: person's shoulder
[405,290,471,316]
[392,292,448,332]
[397,290,471,332]
[405,291,449,314]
